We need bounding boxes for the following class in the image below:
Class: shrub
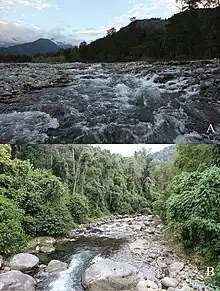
[68,194,90,224]
[39,203,73,235]
[166,166,220,258]
[0,196,27,255]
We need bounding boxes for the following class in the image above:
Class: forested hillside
[0,144,220,285]
[1,5,220,63]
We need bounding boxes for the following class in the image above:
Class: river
[0,61,220,143]
[33,215,216,291]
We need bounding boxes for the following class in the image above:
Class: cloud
[0,0,57,9]
[0,20,81,46]
[0,0,180,46]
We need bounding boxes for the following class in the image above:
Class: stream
[32,215,216,291]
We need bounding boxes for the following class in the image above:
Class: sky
[0,0,179,46]
[91,144,172,157]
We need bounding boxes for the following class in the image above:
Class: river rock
[0,270,36,290]
[156,257,167,268]
[45,259,68,273]
[196,68,205,74]
[9,253,39,272]
[136,279,159,290]
[82,258,142,290]
[169,262,184,273]
[40,246,55,253]
[161,277,178,288]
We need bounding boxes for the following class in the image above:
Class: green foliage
[0,196,27,255]
[173,145,214,173]
[166,166,220,259]
[68,194,90,224]
[39,204,72,235]
[0,146,73,254]
[212,263,220,286]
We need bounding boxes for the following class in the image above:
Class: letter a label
[206,124,215,134]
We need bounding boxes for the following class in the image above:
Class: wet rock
[46,259,68,273]
[137,107,155,123]
[82,258,142,290]
[196,68,205,74]
[0,270,36,290]
[161,277,178,288]
[9,253,39,272]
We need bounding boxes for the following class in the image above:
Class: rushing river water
[1,62,220,143]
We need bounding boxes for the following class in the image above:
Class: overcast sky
[0,0,179,45]
[91,144,172,157]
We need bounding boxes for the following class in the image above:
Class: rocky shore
[1,59,220,102]
[0,214,217,291]
[0,63,71,104]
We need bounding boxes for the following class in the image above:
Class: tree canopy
[1,143,220,287]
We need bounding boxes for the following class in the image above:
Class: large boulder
[82,258,142,290]
[0,270,36,290]
[9,253,39,272]
[45,260,68,273]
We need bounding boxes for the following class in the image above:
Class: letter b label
[207,267,214,277]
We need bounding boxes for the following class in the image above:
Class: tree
[176,0,220,9]
[107,27,116,36]
[130,17,137,22]
[79,41,87,48]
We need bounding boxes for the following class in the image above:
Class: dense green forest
[0,144,220,284]
[1,3,220,63]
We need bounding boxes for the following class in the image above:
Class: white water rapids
[1,62,220,143]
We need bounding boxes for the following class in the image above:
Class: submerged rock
[82,258,142,290]
[9,253,39,272]
[0,270,36,290]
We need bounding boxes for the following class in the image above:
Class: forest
[0,144,220,286]
[0,3,220,63]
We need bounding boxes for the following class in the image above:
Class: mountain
[0,38,60,56]
[56,42,74,49]
[60,7,220,62]
[153,145,176,162]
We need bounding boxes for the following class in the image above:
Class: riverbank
[0,214,217,290]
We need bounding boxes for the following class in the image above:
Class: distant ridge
[153,145,176,162]
[0,38,67,56]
